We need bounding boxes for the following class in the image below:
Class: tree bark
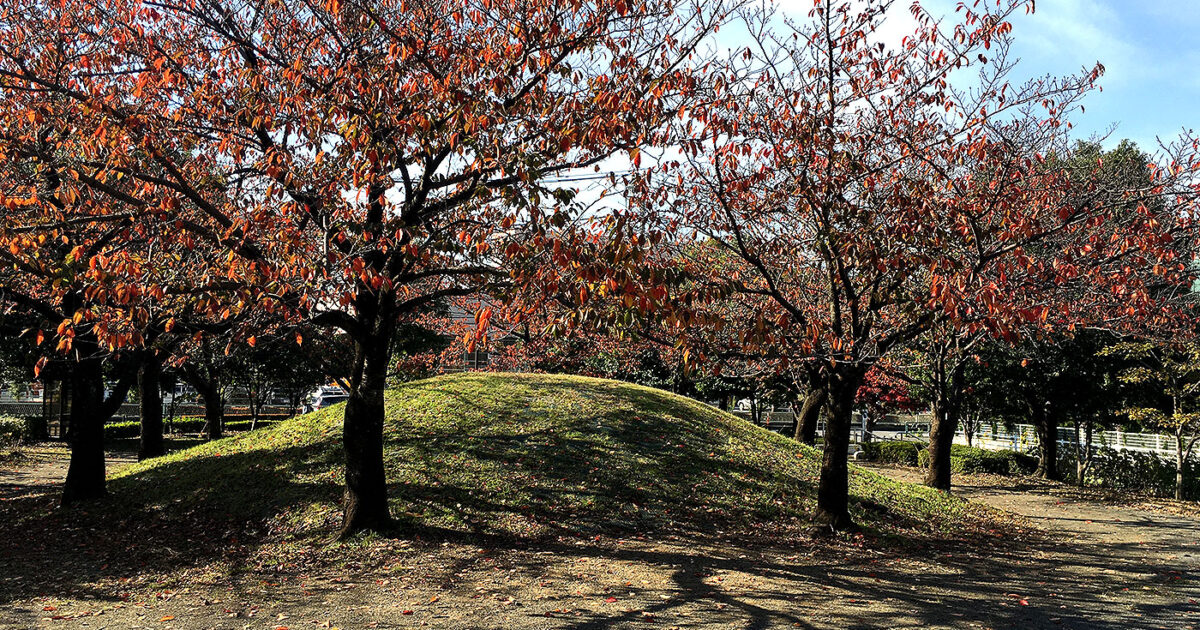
[795,386,826,446]
[924,361,964,492]
[1176,430,1185,501]
[1074,419,1093,485]
[813,368,862,532]
[62,356,107,505]
[138,351,165,460]
[339,311,396,538]
[925,401,955,491]
[200,382,223,440]
[1033,404,1060,481]
[62,350,135,506]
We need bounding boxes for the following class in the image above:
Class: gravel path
[1,454,1197,629]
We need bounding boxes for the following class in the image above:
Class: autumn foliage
[0,0,1197,537]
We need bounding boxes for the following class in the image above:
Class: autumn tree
[625,0,1197,529]
[0,0,732,534]
[0,152,163,499]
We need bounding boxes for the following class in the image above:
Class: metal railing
[956,424,1182,461]
[1,401,297,422]
[729,410,931,442]
[728,408,1183,462]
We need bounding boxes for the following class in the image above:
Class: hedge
[916,444,1037,475]
[104,417,278,439]
[860,440,924,465]
[0,415,24,446]
[1058,447,1200,499]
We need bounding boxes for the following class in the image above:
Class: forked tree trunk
[1074,419,1093,485]
[813,368,863,532]
[339,312,396,538]
[925,402,955,491]
[795,386,826,446]
[62,349,135,505]
[62,356,107,505]
[138,351,165,460]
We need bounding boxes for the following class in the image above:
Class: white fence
[958,424,1181,461]
[729,408,1182,461]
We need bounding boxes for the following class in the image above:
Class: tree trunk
[1073,419,1093,485]
[1177,431,1185,501]
[62,356,107,505]
[201,383,223,440]
[62,349,136,505]
[795,386,826,446]
[339,314,396,538]
[813,368,862,532]
[1033,405,1060,481]
[138,351,165,460]
[925,401,955,491]
[924,362,964,492]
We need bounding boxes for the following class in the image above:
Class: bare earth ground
[1,450,1197,629]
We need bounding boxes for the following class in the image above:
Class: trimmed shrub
[104,417,278,439]
[22,415,47,441]
[861,440,924,465]
[916,444,1037,476]
[1058,447,1200,499]
[0,415,25,446]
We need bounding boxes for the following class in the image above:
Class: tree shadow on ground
[2,375,1193,627]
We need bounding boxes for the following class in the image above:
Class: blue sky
[770,0,1200,154]
[994,0,1200,152]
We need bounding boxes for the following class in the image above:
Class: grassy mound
[110,373,980,542]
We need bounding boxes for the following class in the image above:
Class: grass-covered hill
[108,373,983,543]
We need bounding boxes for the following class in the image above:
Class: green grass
[109,373,984,542]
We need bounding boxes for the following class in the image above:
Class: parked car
[304,386,349,412]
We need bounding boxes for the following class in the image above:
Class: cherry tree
[625,0,1197,529]
[0,0,732,533]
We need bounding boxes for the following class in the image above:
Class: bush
[1058,447,1200,499]
[916,444,1037,476]
[861,440,924,465]
[22,415,47,441]
[0,415,26,446]
[104,417,278,439]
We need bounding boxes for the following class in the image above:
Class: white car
[304,386,350,412]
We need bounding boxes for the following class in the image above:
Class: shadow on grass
[2,373,1147,630]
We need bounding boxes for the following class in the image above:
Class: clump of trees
[618,1,1197,529]
[0,0,1197,540]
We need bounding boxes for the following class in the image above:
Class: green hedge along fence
[104,417,280,439]
[862,440,1037,476]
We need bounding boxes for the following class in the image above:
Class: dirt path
[866,464,1200,628]
[0,444,136,501]
[1,455,1197,629]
